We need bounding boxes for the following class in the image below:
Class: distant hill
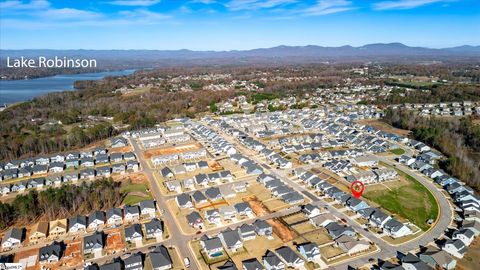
[1,43,479,66]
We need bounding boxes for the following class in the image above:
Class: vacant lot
[457,237,480,270]
[363,169,438,231]
[358,119,410,136]
[62,240,83,268]
[120,179,152,206]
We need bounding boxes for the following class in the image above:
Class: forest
[383,108,480,191]
[0,178,122,230]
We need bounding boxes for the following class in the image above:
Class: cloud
[373,0,446,10]
[119,9,172,22]
[226,0,297,11]
[42,8,101,19]
[189,0,216,4]
[108,0,161,7]
[0,0,50,10]
[301,0,355,16]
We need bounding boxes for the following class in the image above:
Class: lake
[0,69,135,104]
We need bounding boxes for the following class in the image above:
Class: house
[325,222,356,239]
[219,228,243,252]
[345,197,370,212]
[370,210,392,228]
[38,242,62,264]
[201,237,224,258]
[176,193,193,209]
[234,202,253,217]
[192,191,208,205]
[262,250,285,270]
[148,245,173,270]
[110,153,124,163]
[352,155,378,167]
[400,253,431,270]
[88,211,105,231]
[186,211,204,229]
[32,164,48,175]
[106,208,123,227]
[68,215,87,234]
[29,222,48,242]
[49,162,64,173]
[302,203,322,218]
[242,258,263,270]
[165,180,181,193]
[275,246,304,268]
[160,167,174,179]
[110,137,128,148]
[311,213,336,228]
[144,218,163,240]
[81,157,95,167]
[93,147,107,156]
[96,166,111,178]
[205,187,222,201]
[79,168,95,180]
[100,261,122,270]
[205,209,221,224]
[442,239,467,258]
[63,172,78,183]
[218,260,237,270]
[124,206,141,223]
[1,228,24,249]
[140,200,156,218]
[124,152,137,161]
[125,224,143,243]
[83,232,104,256]
[124,252,144,270]
[219,205,237,221]
[49,219,67,237]
[335,235,370,255]
[253,220,272,237]
[220,185,236,198]
[126,160,139,172]
[419,247,457,270]
[297,242,320,262]
[384,218,412,238]
[452,228,475,246]
[238,224,256,241]
[111,163,126,174]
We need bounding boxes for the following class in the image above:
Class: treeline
[383,108,480,191]
[0,178,122,230]
[377,84,480,104]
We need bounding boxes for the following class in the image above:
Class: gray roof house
[297,242,320,262]
[219,228,243,252]
[124,252,144,270]
[125,224,143,242]
[253,220,272,237]
[144,218,163,239]
[149,245,172,270]
[39,242,62,264]
[262,250,284,270]
[68,215,87,233]
[83,231,104,255]
[275,246,304,268]
[242,258,263,270]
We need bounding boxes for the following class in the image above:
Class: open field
[388,148,406,155]
[358,119,410,136]
[363,169,438,231]
[120,178,152,206]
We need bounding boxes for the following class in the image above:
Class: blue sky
[0,0,479,50]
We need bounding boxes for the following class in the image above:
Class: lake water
[0,69,135,104]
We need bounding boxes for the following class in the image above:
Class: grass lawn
[388,148,406,155]
[121,183,152,205]
[363,169,438,231]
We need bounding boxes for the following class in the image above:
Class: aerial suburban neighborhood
[1,1,480,270]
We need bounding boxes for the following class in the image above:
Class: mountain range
[1,43,479,66]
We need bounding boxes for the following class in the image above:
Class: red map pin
[350,180,365,199]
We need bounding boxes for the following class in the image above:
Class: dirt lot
[108,145,134,154]
[454,237,480,270]
[244,196,271,216]
[104,228,125,255]
[299,228,334,246]
[61,240,83,268]
[267,218,296,242]
[320,245,345,261]
[13,247,39,270]
[282,212,308,226]
[358,119,410,136]
[143,143,202,159]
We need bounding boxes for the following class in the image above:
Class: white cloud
[119,9,171,22]
[189,0,216,4]
[0,0,50,10]
[301,0,354,16]
[373,0,446,10]
[226,0,297,11]
[42,8,101,19]
[108,0,161,6]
